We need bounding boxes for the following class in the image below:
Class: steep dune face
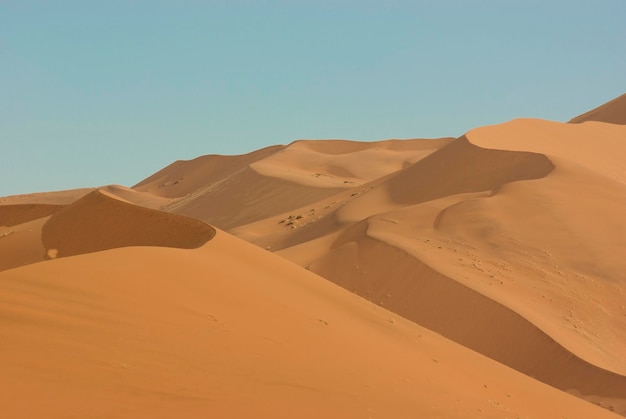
[231,135,553,250]
[384,136,555,205]
[42,189,215,259]
[161,166,345,230]
[0,204,64,227]
[133,145,284,198]
[467,118,626,183]
[569,93,626,124]
[310,225,626,412]
[0,188,215,272]
[0,232,620,418]
[230,135,555,251]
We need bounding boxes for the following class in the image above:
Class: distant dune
[2,94,625,417]
[0,203,64,227]
[569,92,626,124]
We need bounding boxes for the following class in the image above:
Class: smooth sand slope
[0,227,620,418]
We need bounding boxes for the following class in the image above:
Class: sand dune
[0,203,64,227]
[0,230,620,418]
[0,188,215,272]
[2,94,625,416]
[42,189,215,259]
[467,118,626,183]
[0,216,49,272]
[225,117,626,414]
[159,166,346,230]
[0,188,93,205]
[132,138,453,230]
[250,138,453,187]
[99,184,174,210]
[569,92,626,124]
[230,134,556,248]
[309,222,626,411]
[133,145,284,198]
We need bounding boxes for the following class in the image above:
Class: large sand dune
[0,230,620,418]
[0,189,215,271]
[2,94,625,417]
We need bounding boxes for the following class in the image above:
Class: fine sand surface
[0,228,621,418]
[2,93,625,417]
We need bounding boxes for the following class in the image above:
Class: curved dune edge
[309,227,626,415]
[132,145,284,198]
[249,138,453,188]
[232,135,556,252]
[385,136,556,205]
[465,118,626,184]
[42,189,216,260]
[568,92,626,125]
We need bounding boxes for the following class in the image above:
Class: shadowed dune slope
[569,93,626,124]
[310,227,626,415]
[0,204,64,227]
[0,217,48,272]
[163,167,344,230]
[467,118,626,184]
[231,135,555,252]
[386,136,555,205]
[133,138,453,231]
[0,188,93,206]
[0,232,620,419]
[133,145,284,198]
[42,189,215,259]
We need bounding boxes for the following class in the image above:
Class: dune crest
[41,189,215,259]
[250,138,453,188]
[133,145,284,198]
[0,188,93,206]
[467,118,626,184]
[569,92,626,125]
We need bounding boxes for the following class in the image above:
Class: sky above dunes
[2,1,625,196]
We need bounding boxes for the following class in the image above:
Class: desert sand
[1,93,625,417]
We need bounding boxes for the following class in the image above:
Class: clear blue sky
[2,1,624,196]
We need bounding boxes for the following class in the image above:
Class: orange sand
[2,93,625,417]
